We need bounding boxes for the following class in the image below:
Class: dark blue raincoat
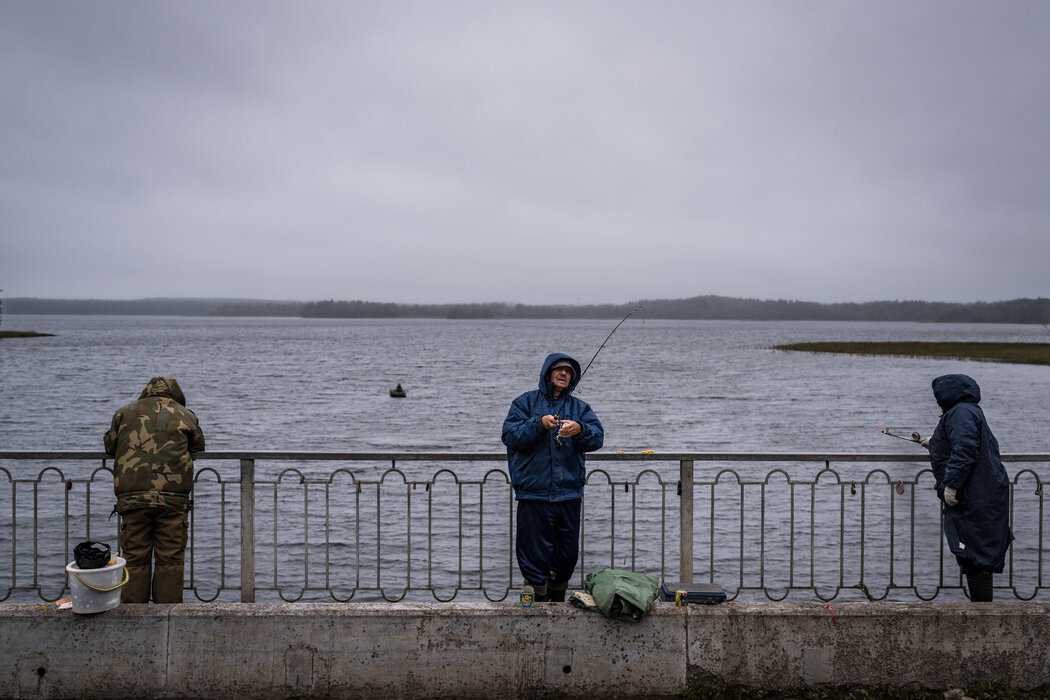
[928,374,1013,573]
[503,353,604,585]
[502,353,604,502]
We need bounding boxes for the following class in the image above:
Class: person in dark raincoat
[502,353,604,602]
[921,374,1013,601]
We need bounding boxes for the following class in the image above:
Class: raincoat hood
[538,353,582,398]
[932,374,980,413]
[139,376,187,406]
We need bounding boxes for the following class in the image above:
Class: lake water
[3,314,1049,454]
[2,315,1049,603]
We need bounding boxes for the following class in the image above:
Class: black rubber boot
[546,578,568,603]
[966,571,994,602]
[531,582,549,602]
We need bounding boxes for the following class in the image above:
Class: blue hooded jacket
[928,374,1013,573]
[502,353,605,502]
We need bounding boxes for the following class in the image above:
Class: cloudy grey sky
[2,1,1048,305]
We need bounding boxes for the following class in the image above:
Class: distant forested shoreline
[4,295,1049,324]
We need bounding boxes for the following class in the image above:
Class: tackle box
[659,581,727,605]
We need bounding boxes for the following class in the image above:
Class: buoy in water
[390,384,406,398]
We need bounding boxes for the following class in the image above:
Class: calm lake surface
[2,315,1048,603]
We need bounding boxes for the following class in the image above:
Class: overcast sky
[2,2,1048,305]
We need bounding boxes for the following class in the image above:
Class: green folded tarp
[583,569,660,622]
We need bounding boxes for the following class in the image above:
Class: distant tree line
[299,300,629,320]
[303,296,1050,323]
[4,298,303,317]
[4,295,1050,324]
[630,296,1050,324]
[300,300,445,318]
[208,301,306,317]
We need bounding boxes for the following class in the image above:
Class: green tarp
[580,569,660,622]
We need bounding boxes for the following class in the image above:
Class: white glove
[943,487,958,507]
[919,437,930,449]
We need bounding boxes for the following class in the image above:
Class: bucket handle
[73,567,129,592]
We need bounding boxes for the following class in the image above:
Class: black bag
[73,541,112,569]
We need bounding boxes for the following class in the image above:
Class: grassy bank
[0,330,54,338]
[771,342,1050,366]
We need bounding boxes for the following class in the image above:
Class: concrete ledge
[689,601,1050,690]
[2,602,1049,698]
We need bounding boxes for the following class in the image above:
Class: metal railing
[1,451,1048,603]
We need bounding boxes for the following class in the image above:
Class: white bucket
[65,556,128,614]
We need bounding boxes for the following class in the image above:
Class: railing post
[240,458,255,603]
[679,459,693,583]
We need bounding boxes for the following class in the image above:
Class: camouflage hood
[140,376,187,406]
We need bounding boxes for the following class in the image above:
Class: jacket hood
[139,376,187,406]
[932,374,980,412]
[538,353,582,398]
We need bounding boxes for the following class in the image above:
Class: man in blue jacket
[922,374,1013,601]
[502,353,604,602]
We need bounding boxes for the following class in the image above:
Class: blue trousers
[515,498,582,585]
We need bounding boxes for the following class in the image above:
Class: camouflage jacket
[104,377,205,513]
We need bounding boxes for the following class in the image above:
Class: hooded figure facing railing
[104,376,205,603]
[922,374,1013,601]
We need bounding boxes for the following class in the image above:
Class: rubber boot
[531,582,549,602]
[966,571,994,602]
[546,578,568,603]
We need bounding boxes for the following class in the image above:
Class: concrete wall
[2,601,1049,699]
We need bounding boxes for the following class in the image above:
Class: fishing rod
[552,305,641,443]
[576,305,642,387]
[876,428,924,443]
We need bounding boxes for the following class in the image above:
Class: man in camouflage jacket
[104,376,205,603]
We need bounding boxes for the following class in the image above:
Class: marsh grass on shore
[771,342,1050,367]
